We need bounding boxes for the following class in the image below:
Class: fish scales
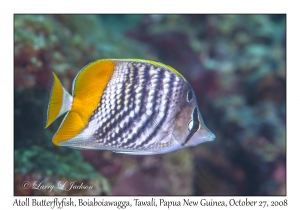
[45,59,215,155]
[89,61,184,151]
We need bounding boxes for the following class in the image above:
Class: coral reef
[81,149,193,195]
[125,14,286,195]
[14,15,114,195]
[14,14,286,196]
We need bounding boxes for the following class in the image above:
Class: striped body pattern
[89,61,186,152]
[46,59,215,155]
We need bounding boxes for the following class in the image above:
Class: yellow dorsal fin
[112,58,187,81]
[52,60,115,146]
[45,72,72,128]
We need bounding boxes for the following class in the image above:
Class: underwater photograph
[14,14,286,196]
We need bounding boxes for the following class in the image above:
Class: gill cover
[172,89,215,147]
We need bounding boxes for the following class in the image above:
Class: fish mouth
[199,128,216,141]
[182,127,216,147]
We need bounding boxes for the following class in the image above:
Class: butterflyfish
[45,59,215,155]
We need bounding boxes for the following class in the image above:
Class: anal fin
[113,150,156,155]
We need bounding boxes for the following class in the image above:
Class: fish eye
[187,89,193,102]
[187,107,201,131]
[188,120,194,131]
[187,119,200,132]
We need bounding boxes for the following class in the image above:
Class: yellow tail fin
[51,59,115,146]
[45,72,73,128]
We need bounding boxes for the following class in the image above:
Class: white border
[3,0,298,209]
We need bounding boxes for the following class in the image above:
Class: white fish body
[45,59,215,155]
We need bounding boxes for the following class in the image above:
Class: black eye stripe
[187,89,193,102]
[187,108,201,131]
[192,107,199,122]
[183,107,201,146]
